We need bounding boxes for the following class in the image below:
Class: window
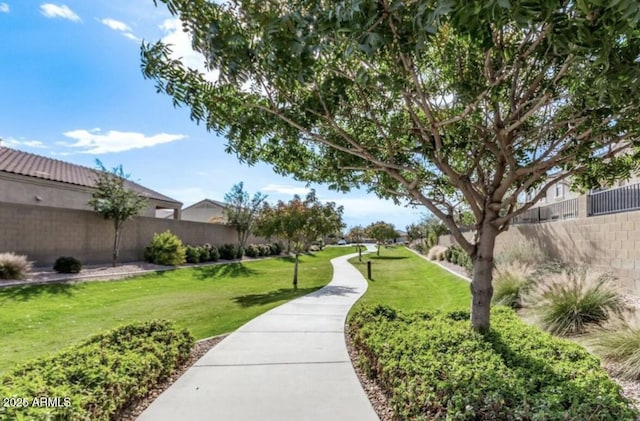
[554,183,564,198]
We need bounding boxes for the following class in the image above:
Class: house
[181,199,228,223]
[0,145,182,218]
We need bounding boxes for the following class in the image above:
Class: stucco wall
[182,204,226,223]
[0,202,262,266]
[0,173,179,218]
[438,208,640,294]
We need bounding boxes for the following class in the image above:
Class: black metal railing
[512,198,579,224]
[588,183,640,216]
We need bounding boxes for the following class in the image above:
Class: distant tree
[224,182,267,251]
[365,221,397,256]
[346,225,366,262]
[406,223,426,244]
[255,191,343,288]
[88,161,148,267]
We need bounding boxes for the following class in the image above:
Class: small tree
[346,225,366,262]
[255,191,344,288]
[366,221,397,256]
[88,161,148,267]
[224,182,267,251]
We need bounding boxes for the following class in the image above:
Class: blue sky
[0,1,423,230]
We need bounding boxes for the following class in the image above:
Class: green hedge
[350,305,636,420]
[0,320,194,420]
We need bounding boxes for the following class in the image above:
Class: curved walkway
[138,247,379,421]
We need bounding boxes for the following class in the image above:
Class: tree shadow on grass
[369,256,409,260]
[193,263,259,280]
[0,283,77,302]
[232,287,320,307]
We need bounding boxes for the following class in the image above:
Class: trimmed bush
[492,262,533,309]
[198,246,210,262]
[349,305,636,420]
[0,320,194,420]
[208,245,220,262]
[444,245,472,274]
[53,256,82,274]
[270,242,283,256]
[218,244,238,260]
[527,268,626,336]
[236,246,244,259]
[0,252,32,280]
[258,244,271,257]
[185,245,202,264]
[144,231,186,266]
[245,244,259,258]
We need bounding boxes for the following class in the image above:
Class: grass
[349,246,470,312]
[0,246,356,373]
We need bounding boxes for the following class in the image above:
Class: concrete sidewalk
[138,247,379,421]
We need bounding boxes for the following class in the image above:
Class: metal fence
[588,183,640,216]
[512,198,579,224]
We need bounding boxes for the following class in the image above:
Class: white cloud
[160,18,218,82]
[261,184,311,196]
[100,18,131,32]
[100,18,140,41]
[40,4,81,22]
[2,137,48,149]
[327,196,421,228]
[56,129,187,154]
[162,186,212,207]
[0,3,9,13]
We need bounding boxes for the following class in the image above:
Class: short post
[367,261,372,280]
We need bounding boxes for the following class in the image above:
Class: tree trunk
[470,221,498,332]
[293,252,299,290]
[358,245,362,262]
[112,221,122,267]
[377,243,380,256]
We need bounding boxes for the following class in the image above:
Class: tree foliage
[88,161,148,267]
[366,221,397,256]
[224,181,267,250]
[346,225,366,261]
[142,0,640,330]
[254,191,344,287]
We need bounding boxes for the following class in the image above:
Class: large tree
[254,191,344,288]
[142,0,640,330]
[88,161,148,267]
[224,182,267,251]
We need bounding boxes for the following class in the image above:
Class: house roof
[182,198,228,211]
[0,146,181,205]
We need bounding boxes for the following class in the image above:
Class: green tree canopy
[142,0,640,330]
[224,181,267,250]
[88,161,148,267]
[254,190,344,288]
[365,221,397,256]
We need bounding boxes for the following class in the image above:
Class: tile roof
[0,147,181,204]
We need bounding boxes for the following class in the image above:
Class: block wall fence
[438,196,640,294]
[0,202,263,266]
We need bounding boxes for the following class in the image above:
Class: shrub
[590,319,640,380]
[443,245,472,274]
[527,268,626,336]
[270,242,282,256]
[53,256,82,274]
[208,245,220,262]
[495,237,547,266]
[144,231,186,266]
[349,305,636,420]
[492,262,533,309]
[198,246,210,262]
[218,243,238,260]
[185,245,201,264]
[426,245,447,261]
[245,244,259,258]
[0,320,194,420]
[0,252,32,280]
[258,244,271,257]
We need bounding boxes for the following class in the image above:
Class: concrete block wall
[0,202,261,267]
[438,209,640,294]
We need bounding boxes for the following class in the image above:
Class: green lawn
[0,246,356,373]
[350,246,470,312]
